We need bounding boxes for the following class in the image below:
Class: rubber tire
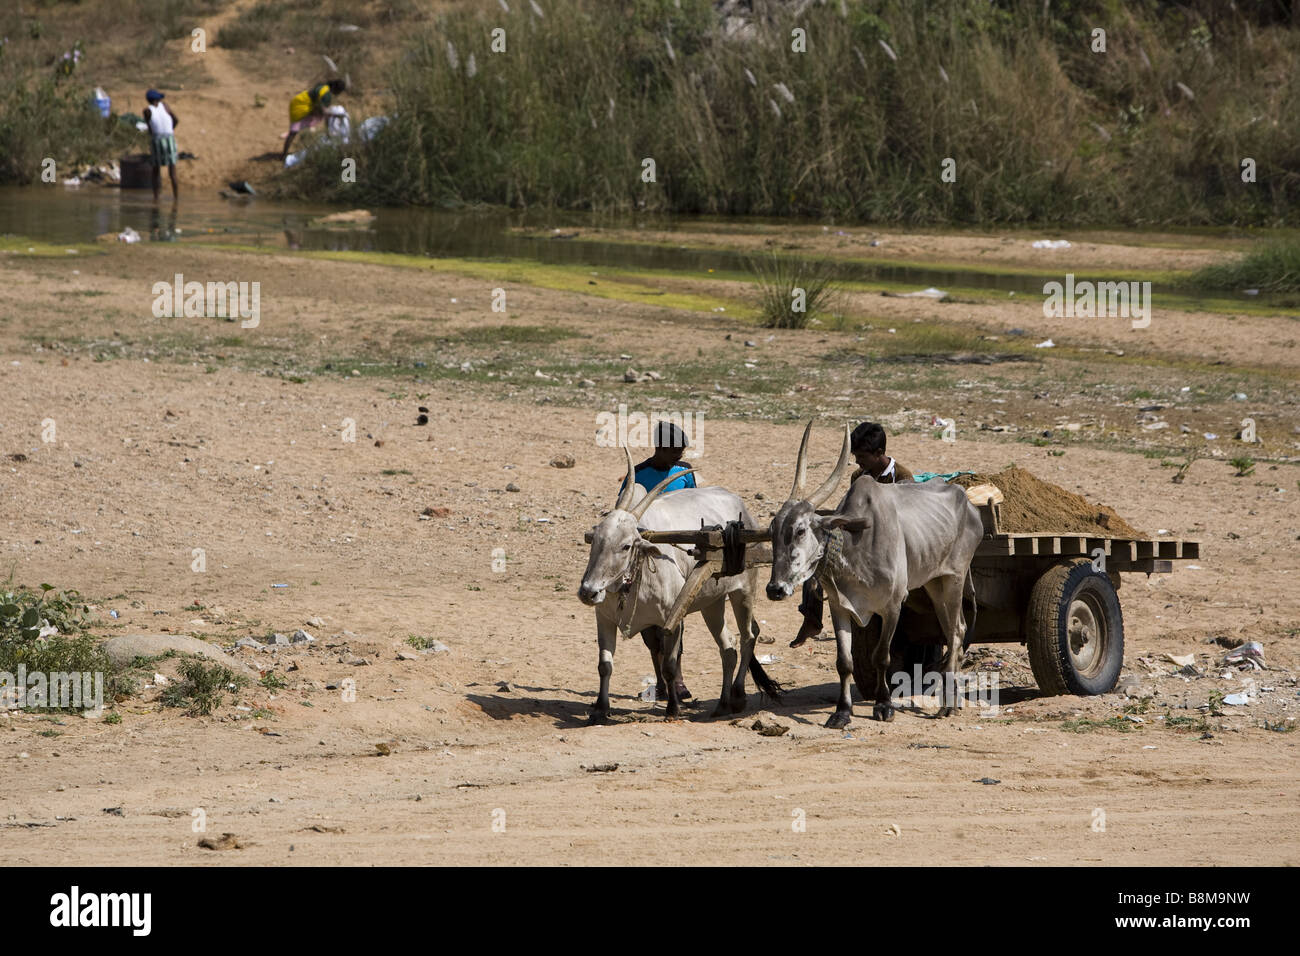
[1026,559,1124,696]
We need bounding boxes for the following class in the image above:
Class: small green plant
[259,671,288,690]
[406,635,433,649]
[747,253,841,329]
[160,660,248,716]
[103,711,122,725]
[1229,457,1255,477]
[1207,690,1226,716]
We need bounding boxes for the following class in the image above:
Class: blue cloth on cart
[911,470,976,483]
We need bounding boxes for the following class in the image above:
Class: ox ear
[822,514,868,533]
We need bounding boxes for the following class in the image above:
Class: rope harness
[614,546,648,637]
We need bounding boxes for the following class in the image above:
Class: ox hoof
[872,704,895,722]
[937,705,955,718]
[588,711,611,726]
[728,694,748,714]
[676,683,693,701]
[824,710,852,730]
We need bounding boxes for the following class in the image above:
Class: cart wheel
[1026,559,1124,696]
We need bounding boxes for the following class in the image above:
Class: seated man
[790,421,913,648]
[621,421,697,699]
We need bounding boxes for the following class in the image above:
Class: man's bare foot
[789,621,821,648]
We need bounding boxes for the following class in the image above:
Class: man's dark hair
[328,78,347,94]
[850,421,886,454]
[653,421,689,449]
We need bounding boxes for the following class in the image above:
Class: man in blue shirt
[621,421,697,701]
[625,421,697,494]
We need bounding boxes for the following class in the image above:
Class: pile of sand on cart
[952,467,1147,538]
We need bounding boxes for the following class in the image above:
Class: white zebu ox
[766,424,983,726]
[578,451,781,721]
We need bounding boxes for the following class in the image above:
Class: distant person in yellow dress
[282,78,346,159]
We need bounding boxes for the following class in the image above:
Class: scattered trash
[116,227,140,244]
[421,640,451,654]
[1164,653,1196,668]
[1034,339,1055,349]
[885,823,901,837]
[1222,693,1250,706]
[582,763,619,773]
[109,610,119,619]
[271,584,288,589]
[1222,641,1266,670]
[550,454,576,469]
[1031,239,1072,249]
[1203,433,1218,440]
[897,287,947,299]
[757,654,778,665]
[974,777,1001,785]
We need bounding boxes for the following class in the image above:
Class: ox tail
[961,568,977,651]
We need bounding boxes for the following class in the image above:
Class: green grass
[747,252,842,329]
[277,0,1300,226]
[1191,239,1300,294]
[159,659,248,716]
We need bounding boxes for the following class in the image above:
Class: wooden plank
[1136,540,1156,559]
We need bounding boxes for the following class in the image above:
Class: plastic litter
[1035,339,1055,348]
[1031,239,1071,249]
[897,287,947,299]
[92,86,111,118]
[1222,693,1250,706]
[1222,641,1265,670]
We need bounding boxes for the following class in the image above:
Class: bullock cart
[602,493,1200,698]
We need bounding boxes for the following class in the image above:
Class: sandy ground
[1,238,1297,866]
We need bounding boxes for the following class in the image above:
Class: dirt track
[1,237,1297,865]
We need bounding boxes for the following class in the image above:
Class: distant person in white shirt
[143,89,179,202]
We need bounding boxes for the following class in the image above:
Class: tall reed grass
[281,0,1300,225]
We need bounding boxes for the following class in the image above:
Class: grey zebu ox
[578,451,781,721]
[766,424,982,726]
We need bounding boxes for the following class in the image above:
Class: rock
[397,651,419,661]
[306,617,325,628]
[290,629,314,644]
[744,340,757,347]
[101,634,250,671]
[235,637,265,651]
[624,368,640,382]
[550,454,576,469]
[422,641,451,655]
[578,379,596,388]
[974,777,1001,785]
[422,506,452,518]
[505,482,521,492]
[266,633,290,646]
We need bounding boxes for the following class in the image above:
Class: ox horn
[614,446,638,512]
[806,423,852,510]
[629,467,697,521]
[786,420,814,504]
